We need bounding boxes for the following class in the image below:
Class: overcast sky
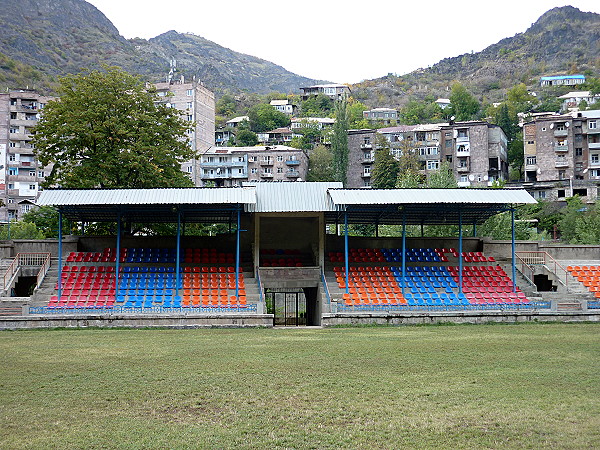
[86,0,600,84]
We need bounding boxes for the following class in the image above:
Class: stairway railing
[515,251,567,287]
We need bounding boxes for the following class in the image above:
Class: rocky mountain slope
[0,0,319,94]
[352,6,600,107]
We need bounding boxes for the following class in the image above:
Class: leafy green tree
[371,135,399,189]
[448,83,480,121]
[291,120,323,149]
[347,100,371,129]
[506,83,537,115]
[331,100,349,185]
[247,103,290,133]
[306,144,334,181]
[0,221,45,239]
[582,77,600,96]
[33,66,194,188]
[235,129,259,147]
[215,93,237,116]
[427,161,457,188]
[300,94,334,117]
[400,100,444,125]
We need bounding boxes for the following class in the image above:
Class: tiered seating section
[46,247,250,312]
[260,249,312,267]
[567,266,600,306]
[335,248,528,311]
[329,248,495,264]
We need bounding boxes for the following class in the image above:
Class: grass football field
[1,323,599,449]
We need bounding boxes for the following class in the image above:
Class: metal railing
[515,253,536,287]
[3,252,51,291]
[516,251,568,286]
[320,270,331,304]
[256,268,264,302]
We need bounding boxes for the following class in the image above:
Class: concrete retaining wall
[0,313,274,330]
[322,311,600,326]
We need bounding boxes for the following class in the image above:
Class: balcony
[589,159,600,167]
[361,156,374,164]
[285,160,300,166]
[554,144,568,152]
[554,159,569,168]
[457,166,470,173]
[260,172,273,178]
[589,142,600,150]
[259,159,273,166]
[553,129,568,137]
[360,143,372,149]
[285,170,299,178]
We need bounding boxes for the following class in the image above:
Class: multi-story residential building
[346,121,508,188]
[0,89,55,222]
[540,74,586,87]
[521,110,600,202]
[362,108,398,125]
[154,79,215,186]
[270,99,296,116]
[226,116,250,128]
[300,84,351,101]
[215,128,235,147]
[199,145,308,186]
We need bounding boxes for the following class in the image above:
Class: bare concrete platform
[322,310,600,327]
[0,313,274,330]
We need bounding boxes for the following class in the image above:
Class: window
[238,156,245,162]
[575,147,583,156]
[186,89,193,96]
[592,154,599,164]
[277,167,283,173]
[218,156,227,163]
[9,154,16,161]
[9,127,18,134]
[526,156,536,165]
[458,158,468,168]
[427,160,440,170]
[363,166,371,176]
[263,167,272,174]
[555,123,565,131]
[460,175,468,183]
[8,168,17,176]
[558,170,566,180]
[251,168,257,174]
[590,169,600,178]
[535,191,547,199]
[187,102,193,109]
[8,183,14,189]
[457,129,468,138]
[589,120,597,130]
[277,155,283,162]
[557,190,566,198]
[187,115,193,121]
[29,170,36,177]
[9,142,16,148]
[527,140,534,145]
[29,184,36,190]
[187,166,193,173]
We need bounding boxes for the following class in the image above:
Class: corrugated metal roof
[327,189,536,206]
[244,182,342,213]
[37,188,256,207]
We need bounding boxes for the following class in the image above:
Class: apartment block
[199,145,308,187]
[521,110,600,202]
[362,108,398,125]
[154,79,215,186]
[347,121,508,188]
[0,90,55,222]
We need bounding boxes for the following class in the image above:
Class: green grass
[1,324,599,448]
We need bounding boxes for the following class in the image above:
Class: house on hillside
[300,84,350,101]
[363,108,398,125]
[270,99,296,116]
[558,91,599,111]
[540,75,585,87]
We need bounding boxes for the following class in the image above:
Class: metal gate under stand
[265,288,307,326]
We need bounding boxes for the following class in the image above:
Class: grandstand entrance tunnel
[35,186,537,320]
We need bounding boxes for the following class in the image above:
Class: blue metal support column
[115,214,122,299]
[175,210,181,298]
[458,210,463,294]
[344,210,349,295]
[511,208,517,292]
[235,207,241,299]
[473,221,477,237]
[401,211,406,295]
[57,211,63,300]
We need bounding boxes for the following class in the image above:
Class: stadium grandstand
[0,182,598,329]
